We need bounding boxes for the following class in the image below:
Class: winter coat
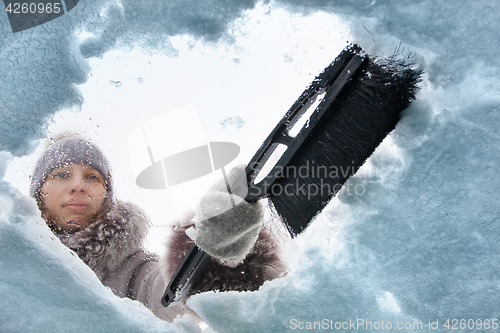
[58,200,285,322]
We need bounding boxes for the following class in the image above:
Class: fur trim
[166,219,286,294]
[59,202,285,301]
[60,201,150,279]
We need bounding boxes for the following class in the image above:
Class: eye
[53,172,69,179]
[87,174,101,181]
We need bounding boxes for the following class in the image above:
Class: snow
[1,0,499,332]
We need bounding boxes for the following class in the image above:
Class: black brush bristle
[268,52,422,237]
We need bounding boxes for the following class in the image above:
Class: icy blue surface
[1,0,499,332]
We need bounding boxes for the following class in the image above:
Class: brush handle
[161,244,211,306]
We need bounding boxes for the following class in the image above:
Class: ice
[109,80,122,87]
[220,116,246,129]
[77,0,258,58]
[1,0,500,332]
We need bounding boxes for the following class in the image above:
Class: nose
[69,177,86,193]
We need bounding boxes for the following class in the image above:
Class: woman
[30,135,285,323]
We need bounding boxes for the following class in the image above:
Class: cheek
[39,196,57,220]
[39,185,60,209]
[91,186,108,204]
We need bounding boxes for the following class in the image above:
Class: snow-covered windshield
[1,1,499,332]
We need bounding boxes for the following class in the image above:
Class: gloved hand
[188,164,263,263]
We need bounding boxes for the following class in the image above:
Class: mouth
[64,202,88,211]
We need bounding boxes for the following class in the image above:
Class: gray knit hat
[30,137,113,199]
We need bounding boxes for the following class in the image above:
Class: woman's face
[39,163,107,233]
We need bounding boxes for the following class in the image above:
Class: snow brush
[162,44,422,306]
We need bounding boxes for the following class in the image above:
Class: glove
[189,165,263,263]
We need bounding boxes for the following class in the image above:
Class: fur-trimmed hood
[59,201,150,280]
[54,199,286,324]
